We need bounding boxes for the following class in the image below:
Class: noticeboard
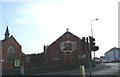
[14,59,20,68]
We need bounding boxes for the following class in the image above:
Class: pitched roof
[105,47,120,54]
[2,35,21,46]
[48,31,81,47]
[109,47,120,51]
[10,35,21,46]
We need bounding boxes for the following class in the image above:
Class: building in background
[100,56,106,63]
[105,47,120,62]
[44,29,90,65]
[93,57,101,64]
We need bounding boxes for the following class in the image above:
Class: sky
[0,0,119,58]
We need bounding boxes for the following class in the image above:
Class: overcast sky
[0,0,119,58]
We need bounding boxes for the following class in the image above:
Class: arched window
[6,44,17,63]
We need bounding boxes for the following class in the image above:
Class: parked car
[95,60,101,64]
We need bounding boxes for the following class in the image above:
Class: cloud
[17,0,118,57]
[20,2,90,33]
[17,19,29,24]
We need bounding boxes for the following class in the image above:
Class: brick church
[44,29,91,65]
[1,27,28,72]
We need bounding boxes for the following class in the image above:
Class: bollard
[80,65,86,77]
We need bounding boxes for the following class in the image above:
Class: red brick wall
[2,39,22,69]
[45,32,90,64]
[24,56,29,68]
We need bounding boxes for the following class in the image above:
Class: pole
[90,19,98,63]
[89,19,98,76]
[91,19,98,37]
[91,20,93,37]
[93,51,96,66]
[88,41,92,77]
[93,51,95,59]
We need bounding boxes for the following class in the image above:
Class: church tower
[4,26,10,40]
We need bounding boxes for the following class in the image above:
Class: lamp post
[90,19,98,59]
[90,19,98,37]
[88,19,98,77]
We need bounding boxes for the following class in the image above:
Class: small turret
[5,26,10,40]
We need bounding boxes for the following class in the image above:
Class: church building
[44,29,91,65]
[1,26,28,74]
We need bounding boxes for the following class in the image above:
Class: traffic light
[82,37,85,42]
[89,36,95,46]
[81,37,85,52]
[91,46,99,51]
[89,36,99,51]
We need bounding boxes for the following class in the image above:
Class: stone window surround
[6,44,17,63]
[60,41,77,52]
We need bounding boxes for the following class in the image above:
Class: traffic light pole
[87,19,98,77]
[93,51,95,59]
[88,38,92,77]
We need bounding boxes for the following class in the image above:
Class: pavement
[85,64,112,75]
[86,64,111,72]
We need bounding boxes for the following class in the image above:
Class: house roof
[48,31,81,47]
[105,47,120,54]
[109,47,120,51]
[2,35,21,47]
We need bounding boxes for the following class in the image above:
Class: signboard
[14,59,20,68]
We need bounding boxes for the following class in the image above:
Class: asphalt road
[36,63,119,76]
[86,63,118,75]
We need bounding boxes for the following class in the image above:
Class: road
[36,63,120,76]
[86,63,119,75]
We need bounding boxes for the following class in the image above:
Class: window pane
[72,42,77,50]
[6,45,16,63]
[60,43,65,51]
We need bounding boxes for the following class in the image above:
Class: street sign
[14,59,20,68]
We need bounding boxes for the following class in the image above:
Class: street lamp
[90,19,98,37]
[90,19,98,59]
[88,19,98,77]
